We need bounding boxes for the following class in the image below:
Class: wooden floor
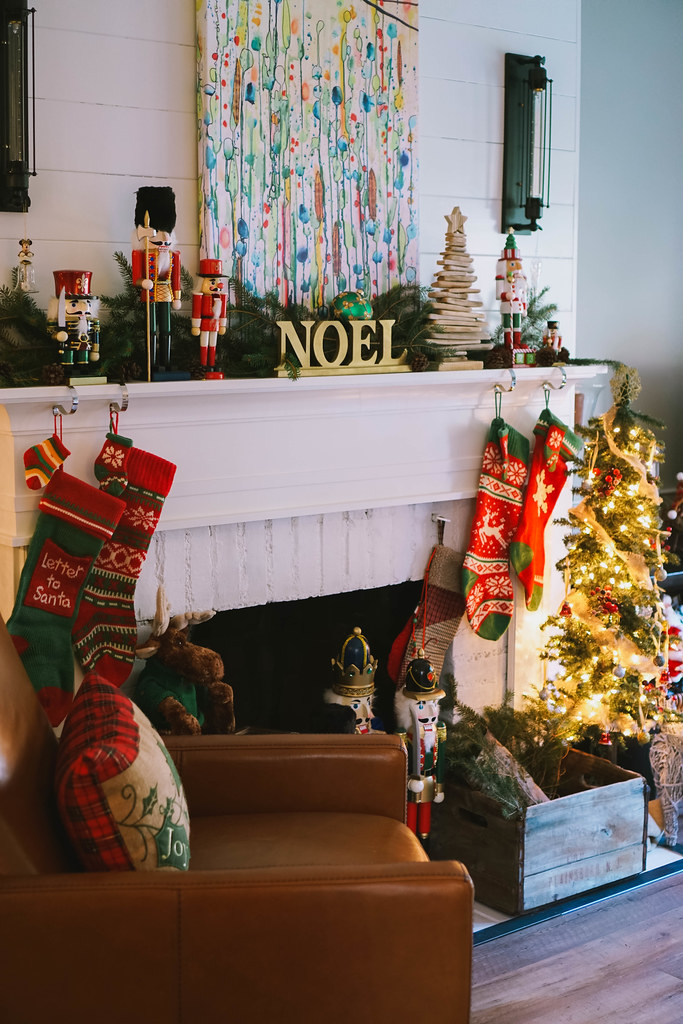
[471,872,683,1023]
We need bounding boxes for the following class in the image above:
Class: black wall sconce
[501,53,552,234]
[1,1,36,212]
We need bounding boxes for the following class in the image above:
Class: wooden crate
[431,748,649,915]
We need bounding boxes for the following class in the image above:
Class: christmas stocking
[462,417,529,640]
[510,408,581,611]
[72,446,176,685]
[23,433,70,490]
[94,431,133,496]
[7,471,125,726]
[387,545,465,686]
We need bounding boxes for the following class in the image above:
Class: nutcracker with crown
[46,270,101,380]
[394,649,447,847]
[495,230,530,363]
[324,626,379,733]
[132,186,188,380]
[191,259,228,379]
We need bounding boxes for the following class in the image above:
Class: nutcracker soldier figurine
[46,270,100,377]
[495,229,528,351]
[394,649,446,847]
[325,626,379,734]
[191,259,228,379]
[131,186,185,380]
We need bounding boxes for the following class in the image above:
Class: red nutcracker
[542,320,562,352]
[191,259,228,379]
[131,186,183,379]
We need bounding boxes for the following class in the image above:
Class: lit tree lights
[541,367,681,743]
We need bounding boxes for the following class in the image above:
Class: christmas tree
[540,366,681,745]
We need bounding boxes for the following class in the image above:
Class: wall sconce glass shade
[1,1,35,212]
[501,53,552,234]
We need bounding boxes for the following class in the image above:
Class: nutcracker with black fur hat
[46,270,100,376]
[191,258,228,379]
[394,649,447,843]
[325,626,378,733]
[131,186,185,380]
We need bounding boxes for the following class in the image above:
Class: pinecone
[535,346,556,367]
[410,351,430,372]
[0,361,15,385]
[484,345,512,369]
[187,359,206,381]
[118,360,144,381]
[41,363,66,386]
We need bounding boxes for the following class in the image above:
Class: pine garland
[0,265,439,385]
[0,273,53,385]
[98,251,196,380]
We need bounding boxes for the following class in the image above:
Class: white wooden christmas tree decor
[425,207,491,369]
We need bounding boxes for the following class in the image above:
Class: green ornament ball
[330,290,373,321]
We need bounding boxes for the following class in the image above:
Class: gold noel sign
[275,318,409,376]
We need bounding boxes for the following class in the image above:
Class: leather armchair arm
[165,731,409,821]
[0,861,472,1024]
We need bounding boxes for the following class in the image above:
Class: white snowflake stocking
[462,417,529,640]
[510,408,581,611]
[72,447,176,685]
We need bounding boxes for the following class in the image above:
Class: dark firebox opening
[191,579,423,734]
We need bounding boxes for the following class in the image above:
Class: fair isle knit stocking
[94,431,133,496]
[7,471,125,726]
[462,417,529,640]
[72,447,176,685]
[510,408,581,611]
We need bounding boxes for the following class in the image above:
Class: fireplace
[0,366,608,712]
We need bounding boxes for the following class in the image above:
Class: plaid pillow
[55,671,190,871]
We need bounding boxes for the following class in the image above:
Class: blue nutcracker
[325,626,379,734]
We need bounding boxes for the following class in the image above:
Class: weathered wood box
[431,748,649,915]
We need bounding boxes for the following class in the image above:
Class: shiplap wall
[0,2,580,709]
[0,0,580,346]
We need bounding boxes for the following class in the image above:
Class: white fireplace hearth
[0,366,607,709]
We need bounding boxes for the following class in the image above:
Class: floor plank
[471,874,683,1023]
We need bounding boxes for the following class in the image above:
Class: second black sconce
[501,53,552,234]
[0,1,36,212]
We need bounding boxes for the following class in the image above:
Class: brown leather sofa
[0,617,473,1023]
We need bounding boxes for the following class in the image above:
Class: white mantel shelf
[0,365,608,548]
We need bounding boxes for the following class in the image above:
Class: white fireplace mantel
[0,365,608,550]
[0,366,609,706]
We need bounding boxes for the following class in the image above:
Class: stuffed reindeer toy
[133,587,235,736]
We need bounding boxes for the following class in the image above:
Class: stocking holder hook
[52,385,79,417]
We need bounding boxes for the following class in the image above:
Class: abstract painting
[196,1,419,311]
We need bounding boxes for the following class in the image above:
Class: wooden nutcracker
[495,229,527,351]
[394,649,446,846]
[46,270,100,377]
[191,259,228,379]
[131,186,185,380]
[325,626,379,734]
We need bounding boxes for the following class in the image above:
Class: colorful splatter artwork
[196,1,419,310]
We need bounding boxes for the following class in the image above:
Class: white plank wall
[419,1,581,352]
[0,2,580,712]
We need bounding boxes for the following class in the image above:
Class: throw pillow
[55,670,190,871]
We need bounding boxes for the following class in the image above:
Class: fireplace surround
[0,365,608,709]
